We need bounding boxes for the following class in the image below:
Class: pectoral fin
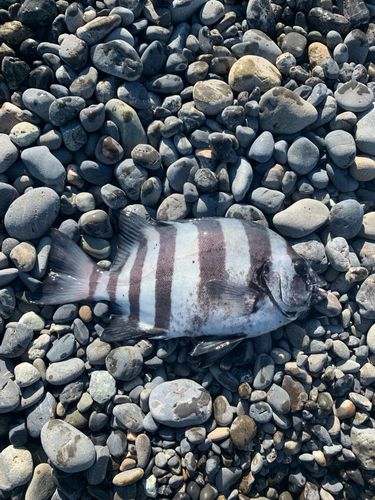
[204,280,262,313]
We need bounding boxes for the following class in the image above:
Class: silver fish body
[35,212,325,351]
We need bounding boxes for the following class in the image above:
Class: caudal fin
[32,229,100,305]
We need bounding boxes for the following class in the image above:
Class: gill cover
[261,256,322,317]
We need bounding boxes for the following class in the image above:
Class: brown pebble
[95,135,124,165]
[238,382,251,399]
[282,374,307,411]
[66,164,85,188]
[119,458,136,472]
[79,305,92,322]
[112,467,144,486]
[299,481,319,500]
[313,292,342,317]
[334,398,356,419]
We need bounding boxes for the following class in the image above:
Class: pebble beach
[2,0,375,499]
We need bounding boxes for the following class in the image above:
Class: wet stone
[95,136,124,165]
[149,380,212,428]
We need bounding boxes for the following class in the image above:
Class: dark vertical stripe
[242,220,272,287]
[128,237,148,321]
[88,267,102,299]
[154,225,177,331]
[197,220,228,321]
[107,235,133,302]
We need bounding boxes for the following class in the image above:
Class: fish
[33,211,327,366]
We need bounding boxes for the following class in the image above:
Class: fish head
[260,252,327,318]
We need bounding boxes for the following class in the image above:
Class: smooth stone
[89,370,116,404]
[0,133,19,173]
[113,468,144,486]
[350,155,375,181]
[253,353,275,390]
[259,87,318,134]
[21,146,66,185]
[0,445,33,492]
[59,35,88,70]
[0,323,33,358]
[325,130,356,168]
[267,384,291,414]
[248,131,274,163]
[118,82,152,110]
[192,80,233,115]
[230,415,257,450]
[169,0,206,24]
[273,199,329,238]
[250,187,285,215]
[287,137,319,175]
[105,346,143,381]
[0,183,19,217]
[47,334,75,362]
[105,99,147,157]
[192,192,233,217]
[329,199,363,238]
[115,159,148,200]
[113,403,145,431]
[45,358,85,385]
[21,88,55,122]
[91,40,142,81]
[0,378,20,414]
[157,193,192,220]
[9,122,40,148]
[76,14,122,46]
[228,55,281,93]
[241,29,282,65]
[41,419,95,473]
[149,380,212,428]
[14,362,40,388]
[355,105,375,155]
[215,467,243,493]
[335,81,373,112]
[25,463,55,500]
[5,187,59,240]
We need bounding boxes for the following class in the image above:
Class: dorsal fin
[111,211,156,271]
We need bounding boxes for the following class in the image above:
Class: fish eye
[294,259,308,278]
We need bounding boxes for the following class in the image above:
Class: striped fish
[34,211,326,364]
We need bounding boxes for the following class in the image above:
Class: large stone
[193,80,233,115]
[105,99,147,157]
[4,187,60,240]
[355,105,375,155]
[259,87,318,134]
[149,379,212,428]
[228,55,281,93]
[351,426,375,470]
[91,41,142,81]
[41,419,95,473]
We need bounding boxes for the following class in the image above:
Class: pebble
[259,87,318,134]
[112,403,145,432]
[41,419,95,473]
[105,346,143,381]
[89,370,116,404]
[335,81,374,112]
[273,199,330,238]
[45,358,85,385]
[287,137,320,175]
[193,80,233,115]
[149,380,212,427]
[0,445,33,491]
[229,55,281,93]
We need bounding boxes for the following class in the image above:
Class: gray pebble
[41,419,95,473]
[113,403,145,431]
[105,346,143,381]
[45,358,85,385]
[21,146,66,185]
[253,354,275,390]
[149,379,212,428]
[287,137,320,175]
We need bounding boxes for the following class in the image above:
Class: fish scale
[33,211,327,365]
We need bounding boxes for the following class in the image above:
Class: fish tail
[32,229,101,305]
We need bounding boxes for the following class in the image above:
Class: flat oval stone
[113,403,145,431]
[259,87,318,134]
[4,187,60,240]
[273,199,330,238]
[91,40,142,81]
[76,14,122,46]
[229,55,281,93]
[105,346,143,381]
[45,358,85,385]
[149,379,212,428]
[241,29,282,65]
[193,80,233,115]
[335,81,373,112]
[21,146,66,185]
[41,419,95,473]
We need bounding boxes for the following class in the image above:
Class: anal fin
[190,338,242,368]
